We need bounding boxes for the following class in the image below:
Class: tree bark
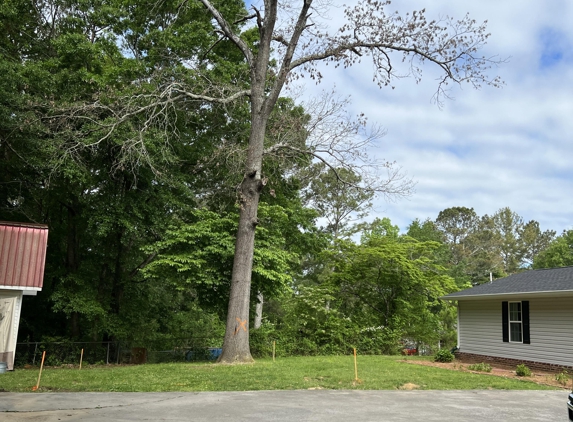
[66,202,81,338]
[71,312,80,338]
[214,0,285,363]
[213,0,311,363]
[218,111,267,363]
[254,291,263,329]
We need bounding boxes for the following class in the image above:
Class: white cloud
[291,0,573,234]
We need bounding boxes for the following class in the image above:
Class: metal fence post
[32,342,38,365]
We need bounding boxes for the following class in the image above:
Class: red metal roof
[0,222,49,290]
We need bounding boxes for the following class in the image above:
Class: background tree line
[1,0,567,358]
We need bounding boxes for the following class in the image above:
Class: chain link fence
[15,341,123,367]
[15,338,223,367]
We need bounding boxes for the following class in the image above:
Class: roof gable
[0,222,49,290]
[442,266,573,300]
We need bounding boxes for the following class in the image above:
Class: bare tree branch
[282,5,504,104]
[264,0,313,116]
[44,76,250,177]
[197,0,254,65]
[261,90,414,200]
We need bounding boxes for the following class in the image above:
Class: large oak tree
[195,0,502,362]
[30,0,502,362]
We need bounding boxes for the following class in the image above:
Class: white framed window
[509,301,522,342]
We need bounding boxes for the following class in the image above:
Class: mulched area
[403,357,573,390]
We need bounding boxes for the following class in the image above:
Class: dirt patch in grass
[398,382,420,390]
[404,358,572,390]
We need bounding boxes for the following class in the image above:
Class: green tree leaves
[434,206,555,284]
[533,230,573,269]
[333,229,456,347]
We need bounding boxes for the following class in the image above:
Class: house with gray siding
[442,266,573,371]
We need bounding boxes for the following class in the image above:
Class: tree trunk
[218,111,267,363]
[217,172,260,362]
[66,202,81,338]
[110,228,124,315]
[66,204,79,272]
[71,312,80,338]
[213,0,293,363]
[254,292,263,329]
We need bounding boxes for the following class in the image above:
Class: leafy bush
[249,321,278,358]
[467,362,492,372]
[434,349,455,363]
[515,364,531,376]
[555,370,569,386]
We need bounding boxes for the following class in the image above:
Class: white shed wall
[458,297,573,367]
[0,290,23,370]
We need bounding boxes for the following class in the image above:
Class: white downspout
[457,301,461,349]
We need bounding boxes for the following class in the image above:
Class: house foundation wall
[455,351,573,373]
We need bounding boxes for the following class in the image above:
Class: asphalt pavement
[0,390,569,421]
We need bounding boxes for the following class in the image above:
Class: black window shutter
[522,300,530,344]
[502,301,509,342]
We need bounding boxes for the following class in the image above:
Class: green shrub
[515,364,531,376]
[249,322,278,358]
[434,349,455,363]
[467,362,492,372]
[555,370,569,386]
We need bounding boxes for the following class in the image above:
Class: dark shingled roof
[442,266,573,299]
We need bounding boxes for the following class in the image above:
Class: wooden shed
[0,221,49,370]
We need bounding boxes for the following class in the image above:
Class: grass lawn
[0,355,558,392]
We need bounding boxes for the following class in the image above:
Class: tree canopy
[5,1,564,365]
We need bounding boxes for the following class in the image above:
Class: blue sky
[246,0,573,234]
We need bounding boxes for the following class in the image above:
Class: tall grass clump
[467,362,492,372]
